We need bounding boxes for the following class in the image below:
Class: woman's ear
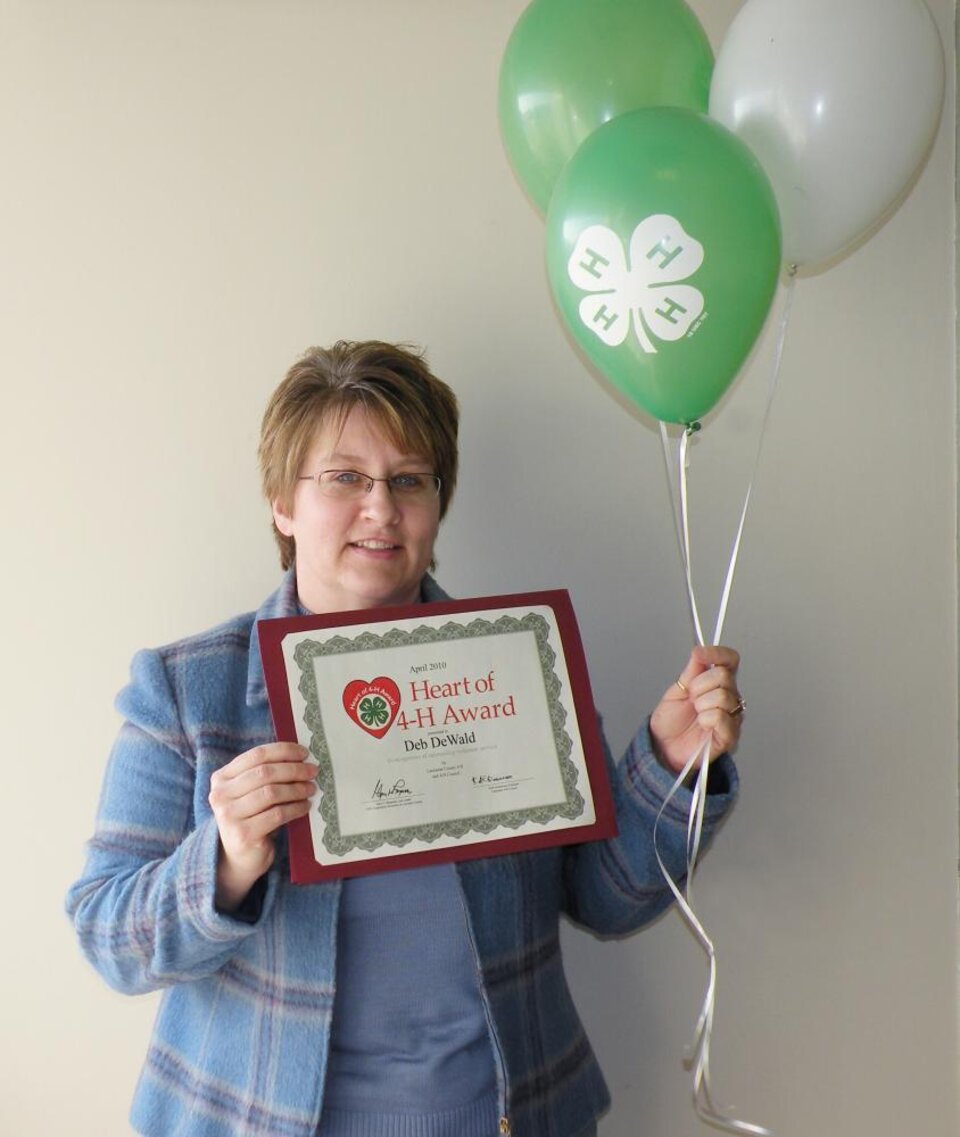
[272,498,294,538]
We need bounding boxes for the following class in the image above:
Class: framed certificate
[258,590,616,882]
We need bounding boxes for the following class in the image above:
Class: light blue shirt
[319,864,498,1136]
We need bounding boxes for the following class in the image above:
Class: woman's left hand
[649,645,744,775]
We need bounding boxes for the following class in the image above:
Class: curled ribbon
[653,271,796,1134]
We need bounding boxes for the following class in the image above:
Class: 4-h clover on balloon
[567,217,705,354]
[545,107,781,425]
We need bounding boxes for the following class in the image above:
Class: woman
[67,340,744,1137]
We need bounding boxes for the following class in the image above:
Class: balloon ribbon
[654,271,796,1135]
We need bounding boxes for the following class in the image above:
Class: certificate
[258,591,616,882]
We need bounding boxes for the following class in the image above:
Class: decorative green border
[292,613,585,857]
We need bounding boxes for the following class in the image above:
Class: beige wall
[2,1,955,1134]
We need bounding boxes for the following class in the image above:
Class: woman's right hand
[208,742,317,911]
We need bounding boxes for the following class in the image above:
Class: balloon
[709,0,944,268]
[498,0,713,214]
[546,108,781,425]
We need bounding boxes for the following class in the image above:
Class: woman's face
[272,406,441,614]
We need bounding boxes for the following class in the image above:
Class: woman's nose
[360,479,401,521]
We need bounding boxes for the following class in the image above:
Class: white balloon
[709,0,944,267]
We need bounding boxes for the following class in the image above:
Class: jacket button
[498,1118,511,1135]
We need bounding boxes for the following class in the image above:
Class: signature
[472,773,514,785]
[372,778,413,800]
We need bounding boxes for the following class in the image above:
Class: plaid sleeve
[65,648,278,994]
[562,718,739,935]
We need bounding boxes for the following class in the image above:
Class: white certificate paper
[258,591,616,881]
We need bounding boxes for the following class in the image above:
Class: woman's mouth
[351,539,400,552]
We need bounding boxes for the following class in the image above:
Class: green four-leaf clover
[359,695,389,727]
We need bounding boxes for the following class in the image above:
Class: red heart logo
[342,677,401,739]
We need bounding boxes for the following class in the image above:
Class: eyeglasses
[298,469,441,503]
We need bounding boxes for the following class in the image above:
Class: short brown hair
[259,340,459,570]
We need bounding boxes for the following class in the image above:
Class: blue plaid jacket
[66,571,738,1137]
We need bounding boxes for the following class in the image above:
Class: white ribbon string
[661,270,796,652]
[654,271,796,1135]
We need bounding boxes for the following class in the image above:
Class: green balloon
[546,107,781,425]
[499,0,713,214]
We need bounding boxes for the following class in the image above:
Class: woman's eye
[333,471,363,485]
[390,474,421,491]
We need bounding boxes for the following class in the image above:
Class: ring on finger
[675,678,688,695]
[732,696,746,717]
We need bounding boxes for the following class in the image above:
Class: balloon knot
[684,421,702,436]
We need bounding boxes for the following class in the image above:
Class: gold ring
[732,696,746,717]
[675,679,688,694]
